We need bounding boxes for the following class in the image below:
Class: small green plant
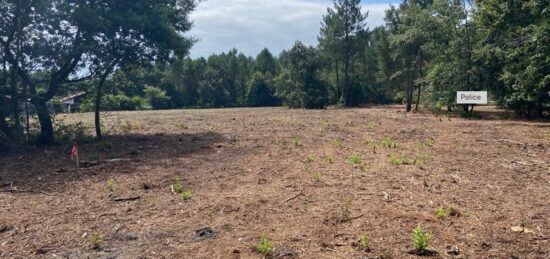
[359,233,371,251]
[172,177,183,194]
[436,207,451,219]
[360,163,369,173]
[412,226,431,251]
[304,154,314,163]
[388,154,414,165]
[327,155,334,164]
[107,178,115,192]
[181,190,193,200]
[367,122,375,130]
[91,231,103,250]
[332,138,343,148]
[381,137,397,148]
[292,137,301,147]
[313,172,322,182]
[256,234,274,256]
[349,154,362,164]
[417,139,434,147]
[367,140,378,154]
[414,153,433,167]
[339,196,352,221]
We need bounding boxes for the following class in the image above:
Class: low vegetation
[359,233,371,251]
[90,232,103,250]
[412,226,431,251]
[256,235,274,256]
[172,177,184,194]
[106,178,115,192]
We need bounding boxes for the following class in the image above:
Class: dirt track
[0,106,548,258]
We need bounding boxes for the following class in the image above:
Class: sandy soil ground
[0,106,548,259]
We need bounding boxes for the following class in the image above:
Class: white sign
[457,91,487,104]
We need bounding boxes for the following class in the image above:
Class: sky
[188,0,397,58]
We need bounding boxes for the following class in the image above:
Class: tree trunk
[9,68,22,140]
[34,100,54,145]
[344,41,350,106]
[94,79,103,139]
[0,118,14,139]
[335,60,341,103]
[415,52,423,111]
[406,81,413,112]
[95,58,121,138]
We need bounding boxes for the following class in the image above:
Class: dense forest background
[1,0,549,146]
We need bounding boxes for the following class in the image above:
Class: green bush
[144,85,171,110]
[412,226,431,251]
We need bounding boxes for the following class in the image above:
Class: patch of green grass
[388,154,414,165]
[367,140,378,154]
[381,137,397,148]
[172,177,183,194]
[349,154,362,165]
[412,226,431,251]
[314,172,322,182]
[339,196,352,221]
[359,233,371,251]
[292,137,301,147]
[332,138,343,148]
[436,207,451,219]
[107,178,115,192]
[181,190,193,200]
[367,122,375,130]
[360,163,369,173]
[416,139,434,147]
[414,153,433,166]
[91,231,103,250]
[256,234,274,256]
[327,155,334,164]
[304,154,315,163]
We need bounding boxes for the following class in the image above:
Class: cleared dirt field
[0,106,549,258]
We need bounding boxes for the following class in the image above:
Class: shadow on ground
[0,131,230,193]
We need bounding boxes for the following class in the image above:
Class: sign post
[457,91,488,105]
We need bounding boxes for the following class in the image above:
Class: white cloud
[188,0,395,58]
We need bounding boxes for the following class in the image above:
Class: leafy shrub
[107,178,115,192]
[381,137,397,148]
[359,233,371,251]
[54,120,91,144]
[388,154,414,165]
[91,232,103,250]
[144,85,171,110]
[256,234,274,255]
[412,226,431,251]
[349,154,362,164]
[181,190,193,200]
[172,177,183,194]
[436,207,451,219]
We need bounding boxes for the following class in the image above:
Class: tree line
[1,0,549,147]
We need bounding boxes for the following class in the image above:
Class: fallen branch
[341,213,365,223]
[285,191,304,202]
[112,195,141,202]
[498,139,524,145]
[0,188,54,196]
[81,158,137,168]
